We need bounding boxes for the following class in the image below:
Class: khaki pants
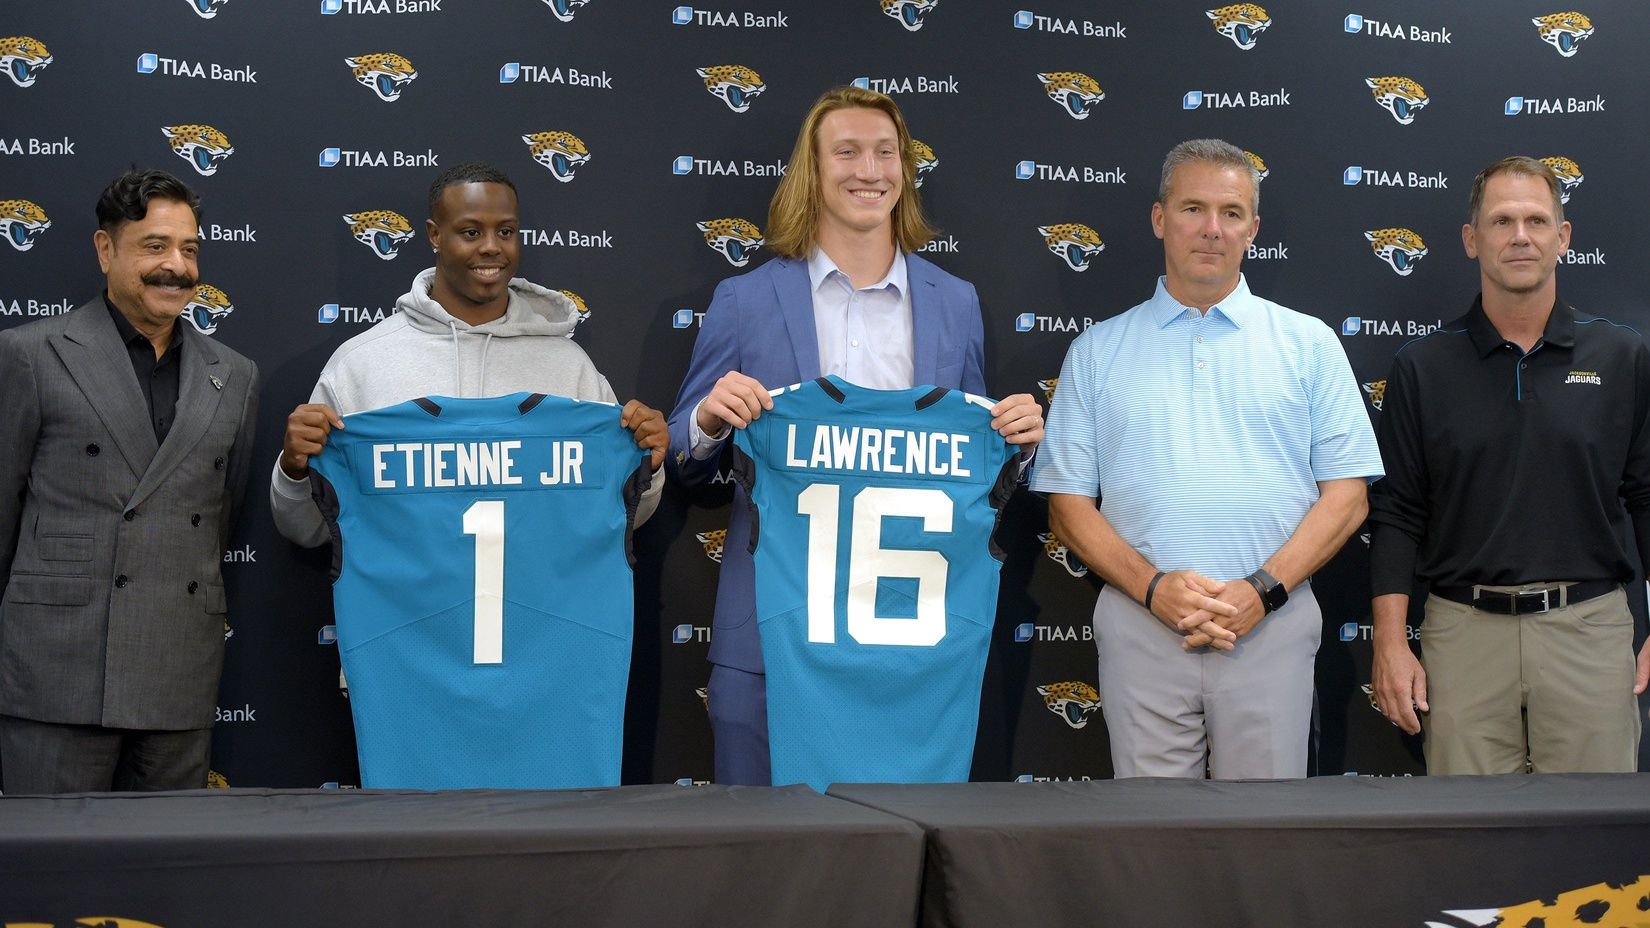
[1421,587,1640,775]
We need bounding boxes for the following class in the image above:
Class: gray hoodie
[270,268,663,547]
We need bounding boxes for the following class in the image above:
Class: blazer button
[214,456,225,470]
[188,580,199,594]
[86,443,100,456]
[124,510,136,522]
[191,513,202,527]
[115,574,129,588]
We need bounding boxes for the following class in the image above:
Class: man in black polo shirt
[1368,155,1650,774]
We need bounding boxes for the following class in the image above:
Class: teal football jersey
[310,393,649,789]
[733,376,1017,790]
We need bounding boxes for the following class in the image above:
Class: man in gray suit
[0,170,258,793]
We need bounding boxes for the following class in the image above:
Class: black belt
[1431,580,1619,615]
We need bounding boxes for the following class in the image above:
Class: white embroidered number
[462,500,506,664]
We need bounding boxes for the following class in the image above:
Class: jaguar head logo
[342,210,416,261]
[1429,874,1650,928]
[1037,71,1105,120]
[184,284,235,335]
[543,0,593,22]
[696,529,727,562]
[1037,224,1105,272]
[1358,683,1382,713]
[0,199,52,252]
[881,0,939,32]
[911,139,938,188]
[697,65,766,113]
[1532,11,1594,57]
[1361,380,1387,412]
[1244,150,1270,182]
[697,218,764,267]
[1207,4,1272,50]
[1036,681,1102,729]
[1365,228,1428,276]
[161,124,236,177]
[522,131,592,183]
[1037,378,1058,404]
[560,290,590,329]
[184,0,234,18]
[1037,532,1089,579]
[1,36,53,87]
[346,53,418,102]
[1540,156,1584,204]
[207,769,231,788]
[1365,76,1429,125]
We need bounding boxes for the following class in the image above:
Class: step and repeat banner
[3,1,1645,786]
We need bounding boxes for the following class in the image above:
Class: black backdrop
[2,0,1645,787]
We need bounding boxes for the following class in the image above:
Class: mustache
[143,270,197,289]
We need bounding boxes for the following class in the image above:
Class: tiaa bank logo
[697,218,764,267]
[342,210,416,260]
[184,0,234,17]
[543,0,593,21]
[0,198,51,251]
[1,36,54,87]
[697,65,766,113]
[1244,150,1269,181]
[911,139,938,188]
[1206,4,1271,50]
[521,131,591,182]
[184,283,235,334]
[1365,76,1429,125]
[1532,11,1593,57]
[882,0,939,32]
[1364,227,1428,276]
[1037,681,1102,729]
[161,124,235,176]
[1540,156,1583,203]
[1037,223,1105,272]
[346,53,418,102]
[1037,71,1104,120]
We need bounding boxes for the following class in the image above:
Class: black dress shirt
[1368,296,1650,594]
[105,293,181,445]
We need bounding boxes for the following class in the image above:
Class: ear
[1150,201,1165,241]
[426,218,440,252]
[93,228,114,274]
[1247,215,1260,243]
[1460,222,1477,259]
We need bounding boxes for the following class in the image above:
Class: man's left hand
[1635,638,1650,696]
[621,399,668,471]
[1184,577,1268,639]
[991,393,1043,450]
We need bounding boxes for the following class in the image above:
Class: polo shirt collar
[1462,294,1574,357]
[807,247,907,296]
[1148,274,1252,329]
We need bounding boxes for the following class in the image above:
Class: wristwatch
[1245,569,1288,614]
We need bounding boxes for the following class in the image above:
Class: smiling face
[427,181,519,325]
[1463,172,1570,300]
[814,107,903,247]
[1152,160,1258,307]
[95,197,200,337]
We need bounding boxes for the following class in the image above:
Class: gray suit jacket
[0,297,258,730]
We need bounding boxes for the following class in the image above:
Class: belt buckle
[1515,588,1553,615]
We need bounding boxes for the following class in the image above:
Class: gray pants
[0,715,210,793]
[1093,582,1321,779]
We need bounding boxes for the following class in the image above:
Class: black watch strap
[1246,569,1285,613]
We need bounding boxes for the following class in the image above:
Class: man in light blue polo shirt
[1032,139,1383,779]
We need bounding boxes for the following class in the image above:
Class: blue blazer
[667,252,988,673]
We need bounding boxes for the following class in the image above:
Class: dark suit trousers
[0,715,209,793]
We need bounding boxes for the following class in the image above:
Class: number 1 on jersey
[462,500,505,664]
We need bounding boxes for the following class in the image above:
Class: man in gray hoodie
[270,162,666,545]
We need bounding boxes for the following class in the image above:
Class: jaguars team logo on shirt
[1037,682,1102,729]
[696,529,727,562]
[0,199,51,251]
[1037,532,1089,578]
[1365,76,1429,125]
[881,0,938,31]
[1365,228,1428,276]
[697,218,764,267]
[184,283,235,334]
[185,0,234,18]
[1429,874,1650,928]
[346,53,418,102]
[1244,150,1270,182]
[1,35,54,87]
[1206,4,1271,50]
[911,139,938,188]
[697,65,766,113]
[522,131,591,183]
[342,210,416,261]
[1540,156,1584,203]
[560,290,590,329]
[544,0,593,21]
[1037,71,1104,120]
[161,124,236,176]
[1361,379,1386,411]
[1037,224,1105,272]
[1531,11,1593,57]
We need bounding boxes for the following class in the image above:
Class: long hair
[765,86,936,258]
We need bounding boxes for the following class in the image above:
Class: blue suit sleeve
[668,277,743,486]
[960,282,987,397]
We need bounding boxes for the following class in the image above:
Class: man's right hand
[1149,570,1238,651]
[1371,639,1428,735]
[280,403,344,480]
[695,371,772,434]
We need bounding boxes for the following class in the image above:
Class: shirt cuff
[689,398,731,461]
[271,458,311,500]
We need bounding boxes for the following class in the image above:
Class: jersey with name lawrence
[733,376,1018,791]
[309,392,649,790]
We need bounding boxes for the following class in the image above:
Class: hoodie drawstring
[445,322,497,396]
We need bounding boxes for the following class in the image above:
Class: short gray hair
[1158,138,1260,215]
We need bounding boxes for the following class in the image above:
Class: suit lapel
[772,257,821,381]
[52,299,158,482]
[907,253,943,387]
[132,322,228,508]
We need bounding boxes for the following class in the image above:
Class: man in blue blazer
[668,87,1044,785]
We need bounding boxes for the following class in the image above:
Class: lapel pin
[210,375,224,391]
